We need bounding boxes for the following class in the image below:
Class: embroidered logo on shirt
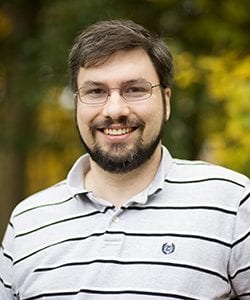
[162,242,175,255]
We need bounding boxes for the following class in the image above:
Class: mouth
[92,118,144,139]
[102,127,135,136]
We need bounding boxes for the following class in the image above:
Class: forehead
[77,48,159,87]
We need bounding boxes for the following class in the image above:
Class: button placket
[112,215,120,223]
[103,208,124,244]
[109,208,122,227]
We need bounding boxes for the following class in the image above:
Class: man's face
[76,48,171,173]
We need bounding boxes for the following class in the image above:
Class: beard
[76,115,166,174]
[76,91,167,174]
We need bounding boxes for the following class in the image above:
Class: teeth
[104,128,133,136]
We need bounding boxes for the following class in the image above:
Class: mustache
[90,116,145,130]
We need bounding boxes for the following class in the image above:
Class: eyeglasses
[75,81,161,106]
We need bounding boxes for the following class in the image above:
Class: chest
[13,203,234,299]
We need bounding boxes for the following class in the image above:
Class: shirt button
[112,216,120,223]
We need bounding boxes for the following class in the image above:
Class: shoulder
[164,159,249,208]
[169,158,249,188]
[12,179,72,217]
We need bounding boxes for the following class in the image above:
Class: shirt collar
[66,146,173,200]
[66,153,90,197]
[124,146,173,206]
[147,146,173,195]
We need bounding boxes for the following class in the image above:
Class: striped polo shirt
[1,146,250,300]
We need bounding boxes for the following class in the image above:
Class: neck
[85,144,162,207]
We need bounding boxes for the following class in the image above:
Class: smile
[103,127,134,136]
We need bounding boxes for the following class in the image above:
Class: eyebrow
[80,78,148,88]
[123,78,148,85]
[80,81,105,88]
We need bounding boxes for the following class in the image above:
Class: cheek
[143,102,164,128]
[76,106,96,128]
[150,113,164,133]
[76,109,84,129]
[76,108,92,138]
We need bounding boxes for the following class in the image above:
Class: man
[0,19,249,299]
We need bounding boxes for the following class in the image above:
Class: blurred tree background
[0,0,250,239]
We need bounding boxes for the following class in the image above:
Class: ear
[164,88,171,121]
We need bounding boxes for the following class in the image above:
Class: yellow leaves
[175,50,250,175]
[204,132,250,173]
[174,51,250,105]
[198,53,250,103]
[174,52,201,88]
[205,115,250,173]
[200,54,250,173]
[26,87,82,194]
[233,56,250,79]
[26,150,66,194]
[38,87,69,137]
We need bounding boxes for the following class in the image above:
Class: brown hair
[68,19,174,92]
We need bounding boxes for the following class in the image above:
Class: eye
[86,88,106,95]
[125,85,147,94]
[80,86,107,99]
[123,83,150,99]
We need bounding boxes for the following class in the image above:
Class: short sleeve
[229,179,250,298]
[0,219,18,299]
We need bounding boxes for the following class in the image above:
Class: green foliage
[170,51,250,175]
[0,0,250,199]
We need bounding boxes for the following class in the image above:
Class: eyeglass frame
[74,81,162,106]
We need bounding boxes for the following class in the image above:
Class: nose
[102,89,130,119]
